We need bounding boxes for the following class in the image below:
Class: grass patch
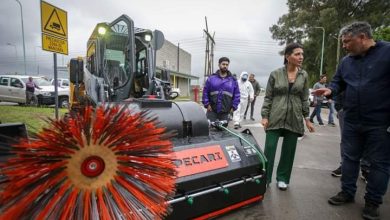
[0,106,68,134]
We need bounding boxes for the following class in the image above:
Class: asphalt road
[218,95,390,220]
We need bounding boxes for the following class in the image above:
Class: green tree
[270,0,390,86]
[374,26,390,41]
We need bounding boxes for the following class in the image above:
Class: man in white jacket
[233,72,254,129]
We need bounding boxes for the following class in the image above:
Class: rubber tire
[58,97,69,108]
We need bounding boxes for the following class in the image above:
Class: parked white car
[51,78,70,88]
[0,75,69,108]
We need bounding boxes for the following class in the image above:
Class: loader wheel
[58,96,69,108]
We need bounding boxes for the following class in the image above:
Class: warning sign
[42,33,68,55]
[243,145,257,156]
[225,145,241,162]
[41,1,67,39]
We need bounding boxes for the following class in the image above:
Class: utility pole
[336,34,341,69]
[204,33,209,81]
[35,46,41,75]
[15,0,27,75]
[210,32,215,74]
[203,17,215,84]
[314,26,325,76]
[204,17,209,82]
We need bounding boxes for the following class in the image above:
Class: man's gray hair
[340,21,373,39]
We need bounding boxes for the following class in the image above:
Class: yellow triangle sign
[44,9,66,37]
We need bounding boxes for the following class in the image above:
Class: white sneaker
[277,181,288,190]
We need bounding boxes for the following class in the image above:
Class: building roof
[156,67,199,80]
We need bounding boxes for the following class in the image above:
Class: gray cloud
[0,0,287,86]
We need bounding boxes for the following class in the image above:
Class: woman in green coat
[261,43,315,190]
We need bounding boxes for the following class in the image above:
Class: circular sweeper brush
[0,105,177,220]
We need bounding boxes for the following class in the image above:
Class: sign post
[40,1,68,119]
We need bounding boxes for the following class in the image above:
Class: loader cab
[85,15,164,102]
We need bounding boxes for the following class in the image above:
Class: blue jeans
[338,110,344,162]
[310,103,323,124]
[341,121,390,205]
[328,102,335,124]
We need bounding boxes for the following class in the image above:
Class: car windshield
[21,77,52,86]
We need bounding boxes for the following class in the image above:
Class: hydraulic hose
[211,121,267,174]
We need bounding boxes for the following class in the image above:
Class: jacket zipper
[218,77,230,113]
[358,59,362,121]
[283,73,293,127]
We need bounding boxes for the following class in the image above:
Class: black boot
[328,191,354,205]
[362,201,379,220]
[331,166,342,177]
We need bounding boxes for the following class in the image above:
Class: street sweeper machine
[0,14,267,220]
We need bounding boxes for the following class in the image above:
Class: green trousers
[264,129,299,184]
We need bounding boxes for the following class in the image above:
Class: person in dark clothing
[313,21,390,220]
[244,73,261,121]
[25,76,41,105]
[202,57,240,123]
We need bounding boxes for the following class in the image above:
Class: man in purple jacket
[202,57,240,124]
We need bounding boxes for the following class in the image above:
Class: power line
[217,37,280,44]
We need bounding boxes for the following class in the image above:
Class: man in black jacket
[313,21,390,220]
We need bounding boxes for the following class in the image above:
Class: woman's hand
[305,119,315,132]
[261,118,269,129]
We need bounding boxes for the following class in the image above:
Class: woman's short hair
[284,43,303,65]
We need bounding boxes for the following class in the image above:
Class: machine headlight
[144,34,152,42]
[98,26,107,35]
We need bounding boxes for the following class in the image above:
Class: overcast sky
[0,0,288,86]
